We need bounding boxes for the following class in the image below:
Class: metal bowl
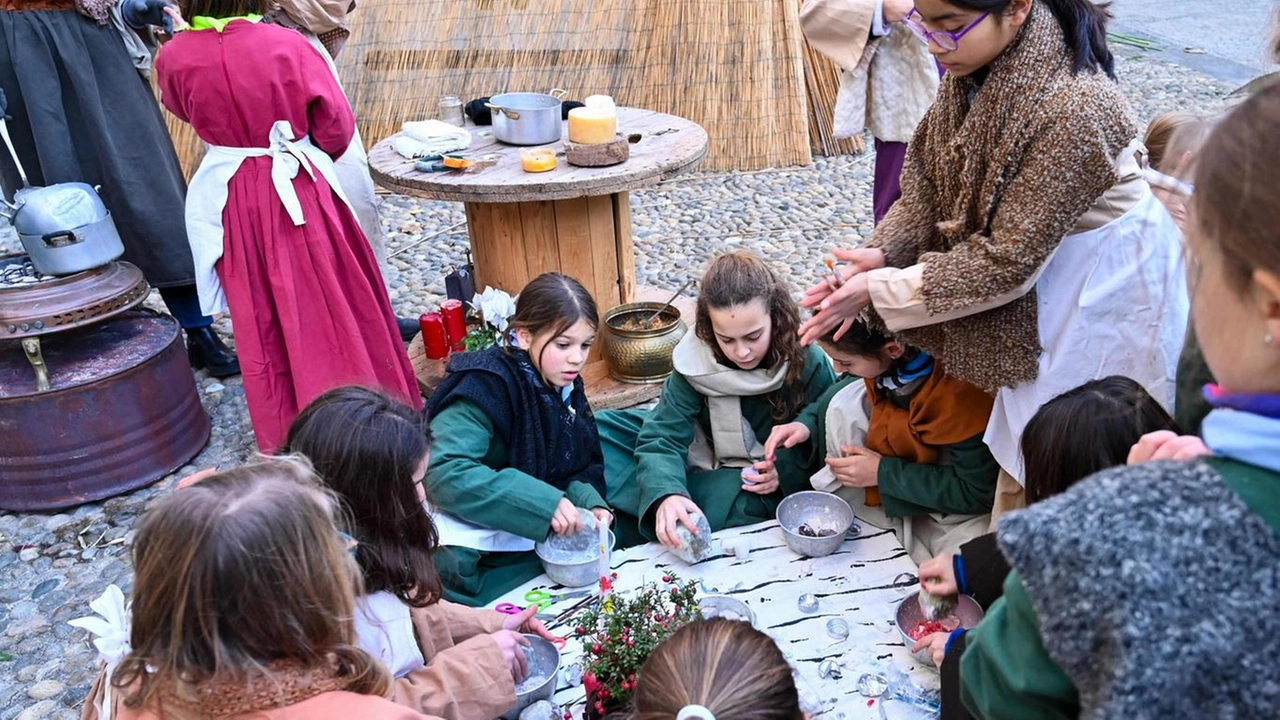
[895,591,985,667]
[777,491,855,557]
[698,595,756,626]
[534,529,616,588]
[600,302,688,384]
[501,634,563,719]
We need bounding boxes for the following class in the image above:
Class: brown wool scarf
[865,3,1137,393]
[155,659,358,717]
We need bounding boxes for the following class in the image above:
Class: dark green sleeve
[772,347,839,494]
[565,481,608,510]
[960,572,1079,720]
[634,371,705,519]
[876,432,999,518]
[425,400,566,541]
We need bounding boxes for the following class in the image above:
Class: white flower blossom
[470,287,517,332]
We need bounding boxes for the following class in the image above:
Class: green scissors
[523,587,593,611]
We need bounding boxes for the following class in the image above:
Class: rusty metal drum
[0,311,211,511]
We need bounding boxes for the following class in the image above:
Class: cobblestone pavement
[0,49,1246,719]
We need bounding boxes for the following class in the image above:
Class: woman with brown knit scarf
[799,0,1188,521]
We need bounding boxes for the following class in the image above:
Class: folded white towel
[393,120,472,159]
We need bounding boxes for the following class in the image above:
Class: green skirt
[598,408,780,542]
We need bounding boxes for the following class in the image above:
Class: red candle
[419,312,449,359]
[440,299,467,351]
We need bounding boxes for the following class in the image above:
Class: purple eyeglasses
[903,8,991,52]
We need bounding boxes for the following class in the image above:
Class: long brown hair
[506,272,599,371]
[114,457,388,713]
[695,251,807,420]
[633,618,803,720]
[281,386,443,608]
[1191,82,1280,291]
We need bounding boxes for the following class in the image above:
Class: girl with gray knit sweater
[957,76,1280,720]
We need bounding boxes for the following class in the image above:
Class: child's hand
[826,446,882,487]
[741,460,779,495]
[500,603,559,643]
[551,498,583,536]
[918,553,959,597]
[591,507,614,528]
[911,631,953,669]
[655,495,704,550]
[490,629,530,682]
[176,468,219,489]
[764,422,810,461]
[1126,430,1211,465]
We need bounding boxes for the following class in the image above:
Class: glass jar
[437,95,465,127]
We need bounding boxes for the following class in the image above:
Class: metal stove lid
[0,254,149,339]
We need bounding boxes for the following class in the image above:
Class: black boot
[396,316,420,342]
[186,327,241,378]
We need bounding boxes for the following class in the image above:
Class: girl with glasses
[800,0,1188,524]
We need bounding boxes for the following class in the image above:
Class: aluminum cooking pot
[0,116,123,276]
[2,182,125,276]
[486,89,566,146]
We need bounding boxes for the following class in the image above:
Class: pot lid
[11,182,109,235]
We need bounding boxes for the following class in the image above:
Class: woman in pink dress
[156,1,421,452]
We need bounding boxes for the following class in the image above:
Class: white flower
[69,585,131,720]
[470,286,517,332]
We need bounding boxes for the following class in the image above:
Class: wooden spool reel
[564,133,639,167]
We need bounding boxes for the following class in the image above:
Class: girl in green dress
[423,273,613,606]
[599,251,836,551]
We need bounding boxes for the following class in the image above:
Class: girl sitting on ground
[424,273,612,606]
[283,386,555,719]
[767,320,998,563]
[910,376,1178,719]
[82,458,438,719]
[598,251,836,551]
[633,618,803,720]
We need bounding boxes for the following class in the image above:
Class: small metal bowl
[698,595,756,626]
[502,634,563,719]
[777,491,855,557]
[895,591,984,667]
[534,529,616,588]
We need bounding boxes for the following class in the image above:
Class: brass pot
[600,302,687,384]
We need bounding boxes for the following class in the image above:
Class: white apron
[186,119,353,315]
[984,189,1189,484]
[426,502,535,554]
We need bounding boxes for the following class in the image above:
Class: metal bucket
[487,90,566,146]
[0,312,211,510]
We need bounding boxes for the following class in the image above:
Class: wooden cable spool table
[368,107,709,408]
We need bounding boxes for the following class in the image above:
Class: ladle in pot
[643,279,694,329]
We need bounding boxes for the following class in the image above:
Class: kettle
[0,116,124,276]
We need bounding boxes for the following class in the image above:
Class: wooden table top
[495,519,943,720]
[367,107,709,204]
